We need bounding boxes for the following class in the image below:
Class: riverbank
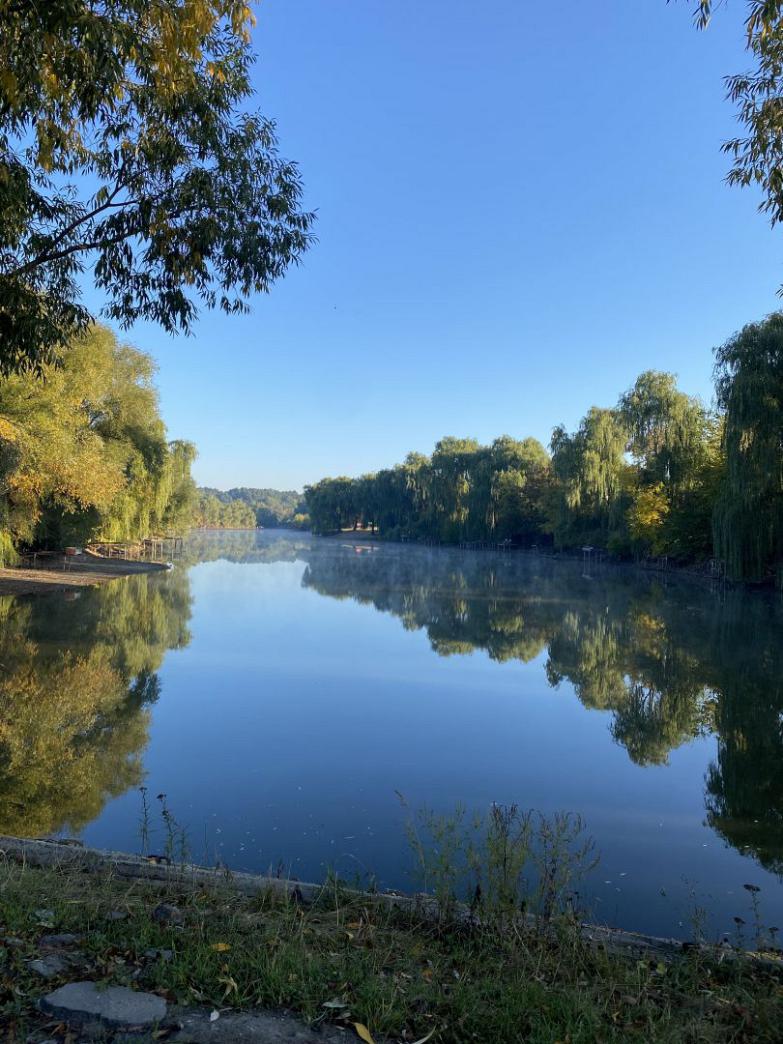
[317,530,768,592]
[1,838,781,1042]
[0,554,170,597]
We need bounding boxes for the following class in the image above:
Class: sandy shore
[0,553,170,596]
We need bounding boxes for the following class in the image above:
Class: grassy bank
[1,858,782,1043]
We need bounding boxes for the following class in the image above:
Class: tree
[618,371,717,559]
[0,323,198,549]
[303,477,357,535]
[713,313,783,581]
[618,371,709,491]
[192,490,256,528]
[683,4,783,284]
[548,408,629,549]
[691,1,783,35]
[0,1,314,374]
[487,436,551,543]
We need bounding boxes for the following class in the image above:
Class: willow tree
[428,437,481,543]
[304,477,359,535]
[682,4,783,291]
[0,323,197,548]
[618,371,718,558]
[713,314,783,581]
[0,1,314,374]
[548,408,629,549]
[483,436,551,544]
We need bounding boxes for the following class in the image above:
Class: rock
[144,947,173,962]
[152,903,183,925]
[39,981,167,1030]
[3,936,25,948]
[39,932,82,948]
[106,909,129,922]
[171,1008,358,1042]
[33,909,54,923]
[27,954,70,980]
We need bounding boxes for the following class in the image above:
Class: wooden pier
[86,534,184,563]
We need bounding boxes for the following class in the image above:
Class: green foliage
[548,407,629,549]
[0,1,314,374]
[713,314,783,580]
[199,486,307,527]
[303,365,737,572]
[0,527,17,566]
[0,323,198,550]
[305,437,552,544]
[402,799,598,927]
[684,4,783,289]
[192,490,256,529]
[304,476,363,535]
[627,482,671,556]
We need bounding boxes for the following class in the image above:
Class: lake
[2,528,782,941]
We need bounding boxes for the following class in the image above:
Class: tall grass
[399,797,599,930]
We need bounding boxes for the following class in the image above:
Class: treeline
[0,326,198,564]
[306,314,783,583]
[197,487,308,529]
[192,492,257,530]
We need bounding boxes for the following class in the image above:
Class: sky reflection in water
[2,529,782,939]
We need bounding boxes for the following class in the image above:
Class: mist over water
[3,528,782,940]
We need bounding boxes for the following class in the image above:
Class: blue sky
[92,0,783,490]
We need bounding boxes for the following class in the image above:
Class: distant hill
[198,487,308,529]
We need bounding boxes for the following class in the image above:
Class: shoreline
[0,553,171,597]
[0,836,687,961]
[1,835,781,1043]
[3,835,780,967]
[315,530,778,592]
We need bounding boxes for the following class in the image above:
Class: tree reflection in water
[0,568,192,837]
[4,529,780,880]
[300,541,783,875]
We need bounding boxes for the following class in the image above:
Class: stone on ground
[152,902,184,924]
[39,981,167,1029]
[171,1009,353,1042]
[28,954,71,980]
[38,932,82,947]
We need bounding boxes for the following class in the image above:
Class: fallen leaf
[209,1010,220,1022]
[353,1023,375,1044]
[322,998,350,1009]
[211,942,231,952]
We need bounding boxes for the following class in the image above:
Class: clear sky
[89,0,783,491]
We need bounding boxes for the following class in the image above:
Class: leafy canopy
[0,1,314,374]
[681,3,783,286]
[0,324,198,547]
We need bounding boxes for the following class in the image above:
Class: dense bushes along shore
[305,314,783,584]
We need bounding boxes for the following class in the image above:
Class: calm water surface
[3,529,782,939]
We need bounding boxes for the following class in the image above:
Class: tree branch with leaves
[0,1,315,374]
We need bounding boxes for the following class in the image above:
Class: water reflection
[0,569,192,836]
[2,529,781,892]
[300,541,783,875]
